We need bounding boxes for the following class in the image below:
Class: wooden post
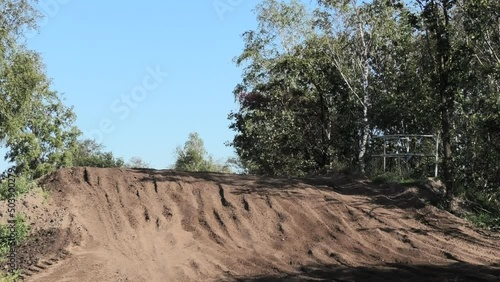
[434,132,440,178]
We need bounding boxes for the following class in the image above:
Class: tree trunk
[359,104,370,173]
[435,0,454,203]
[359,50,371,173]
[441,91,453,201]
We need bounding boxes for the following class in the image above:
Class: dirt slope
[6,167,500,281]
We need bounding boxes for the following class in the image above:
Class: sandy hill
[3,167,500,281]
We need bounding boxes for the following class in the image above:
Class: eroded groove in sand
[83,168,91,186]
[242,196,250,212]
[14,168,499,282]
[143,207,151,222]
[152,175,158,193]
[218,184,231,207]
[213,209,226,229]
[193,186,226,245]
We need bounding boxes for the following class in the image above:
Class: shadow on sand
[229,262,500,282]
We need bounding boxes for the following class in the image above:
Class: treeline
[229,0,499,213]
[1,0,77,179]
[1,1,232,180]
[0,1,144,179]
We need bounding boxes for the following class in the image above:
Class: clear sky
[14,0,260,169]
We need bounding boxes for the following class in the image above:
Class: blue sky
[9,0,260,169]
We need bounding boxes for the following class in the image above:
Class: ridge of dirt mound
[9,167,500,281]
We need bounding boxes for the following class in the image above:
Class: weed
[466,212,500,231]
[39,187,50,204]
[0,214,30,256]
[0,270,22,282]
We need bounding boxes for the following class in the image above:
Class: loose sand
[1,167,499,281]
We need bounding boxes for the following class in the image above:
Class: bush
[371,172,409,185]
[71,139,124,168]
[466,211,500,231]
[125,157,151,169]
[173,132,231,173]
[0,175,37,201]
[461,194,500,231]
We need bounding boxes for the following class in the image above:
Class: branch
[325,43,366,109]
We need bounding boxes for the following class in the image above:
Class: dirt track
[2,167,500,281]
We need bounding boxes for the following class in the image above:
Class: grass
[0,270,22,282]
[370,171,427,186]
[38,186,51,204]
[466,211,500,231]
[460,195,500,231]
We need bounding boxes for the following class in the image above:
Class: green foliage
[1,1,80,179]
[231,23,354,176]
[2,73,81,178]
[0,214,30,256]
[125,157,151,169]
[224,157,248,174]
[0,270,22,282]
[466,212,500,232]
[41,190,49,203]
[370,171,425,187]
[371,172,407,186]
[0,174,37,200]
[230,0,499,227]
[174,132,231,173]
[70,139,124,168]
[460,191,500,231]
[0,0,40,41]
[0,214,29,281]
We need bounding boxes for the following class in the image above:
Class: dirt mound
[6,167,500,281]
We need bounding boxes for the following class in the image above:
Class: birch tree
[315,0,404,172]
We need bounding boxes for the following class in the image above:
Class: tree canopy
[0,0,126,178]
[229,0,499,215]
[0,0,82,178]
[70,139,125,169]
[173,132,230,173]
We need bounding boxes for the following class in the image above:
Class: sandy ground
[1,167,499,281]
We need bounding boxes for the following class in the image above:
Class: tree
[447,0,500,213]
[0,0,41,139]
[229,0,499,223]
[315,0,418,172]
[233,0,315,94]
[3,85,81,178]
[125,157,151,169]
[230,35,354,176]
[232,0,419,176]
[173,132,230,173]
[230,0,334,176]
[1,1,80,178]
[413,0,456,203]
[71,139,124,168]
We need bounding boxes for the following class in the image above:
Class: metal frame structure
[372,134,439,177]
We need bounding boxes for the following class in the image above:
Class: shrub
[0,175,37,201]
